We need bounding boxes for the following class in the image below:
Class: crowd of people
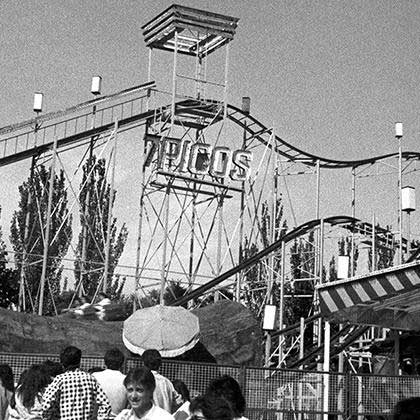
[0,345,249,420]
[1,347,419,419]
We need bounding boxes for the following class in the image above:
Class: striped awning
[316,261,420,330]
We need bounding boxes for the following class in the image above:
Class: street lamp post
[395,122,403,265]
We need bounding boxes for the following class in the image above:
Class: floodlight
[395,122,403,138]
[33,92,43,113]
[402,186,416,213]
[337,255,350,279]
[262,304,277,331]
[91,76,102,95]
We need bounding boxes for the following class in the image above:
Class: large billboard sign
[145,135,253,182]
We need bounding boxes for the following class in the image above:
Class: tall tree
[0,208,19,308]
[10,165,72,314]
[74,156,128,301]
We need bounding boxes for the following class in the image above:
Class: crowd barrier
[1,352,418,419]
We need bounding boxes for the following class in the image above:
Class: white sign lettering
[145,136,252,181]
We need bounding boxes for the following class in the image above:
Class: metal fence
[0,352,414,418]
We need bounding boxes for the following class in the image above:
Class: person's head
[60,346,82,370]
[18,364,51,409]
[123,367,156,416]
[42,360,64,378]
[206,375,246,417]
[173,379,190,404]
[394,397,420,420]
[142,349,161,371]
[190,394,234,420]
[0,364,14,392]
[104,348,125,371]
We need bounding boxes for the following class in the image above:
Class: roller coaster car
[66,303,131,322]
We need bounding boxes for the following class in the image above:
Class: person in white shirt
[114,367,174,420]
[142,349,179,413]
[93,348,127,416]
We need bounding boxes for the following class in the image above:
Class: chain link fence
[348,373,420,418]
[1,352,416,418]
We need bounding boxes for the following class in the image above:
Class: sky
[1,0,420,291]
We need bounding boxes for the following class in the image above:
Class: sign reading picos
[145,135,253,182]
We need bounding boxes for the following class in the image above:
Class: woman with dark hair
[40,360,63,380]
[115,367,174,420]
[7,365,51,420]
[172,380,190,420]
[206,375,248,420]
[0,364,14,420]
[189,394,234,420]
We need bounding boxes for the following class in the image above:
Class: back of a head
[42,360,64,378]
[19,365,51,409]
[124,367,156,393]
[60,346,82,370]
[142,349,161,371]
[206,375,246,417]
[394,397,420,420]
[0,364,14,392]
[104,348,125,370]
[190,394,234,420]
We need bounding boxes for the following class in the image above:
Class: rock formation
[0,301,263,366]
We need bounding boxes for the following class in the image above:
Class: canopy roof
[316,261,420,330]
[122,305,200,357]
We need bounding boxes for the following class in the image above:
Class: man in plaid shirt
[42,346,111,420]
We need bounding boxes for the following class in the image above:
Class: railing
[0,82,155,165]
[1,351,415,418]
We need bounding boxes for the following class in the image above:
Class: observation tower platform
[142,4,239,57]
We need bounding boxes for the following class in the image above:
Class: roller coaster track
[0,81,156,167]
[170,214,378,368]
[1,91,412,366]
[2,93,420,169]
[226,103,420,168]
[0,91,413,294]
[0,91,413,281]
[172,215,359,307]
